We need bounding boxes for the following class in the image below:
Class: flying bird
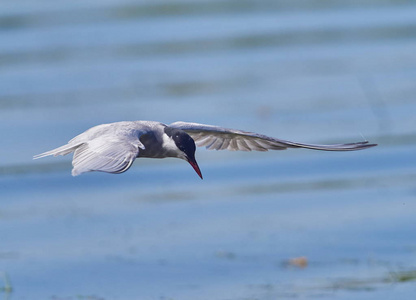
[33,121,377,178]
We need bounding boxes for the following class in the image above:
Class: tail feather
[33,143,82,160]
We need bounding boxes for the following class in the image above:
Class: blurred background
[1,0,415,299]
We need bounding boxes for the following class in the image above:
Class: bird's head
[164,127,203,179]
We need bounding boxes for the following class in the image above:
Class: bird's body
[33,121,377,178]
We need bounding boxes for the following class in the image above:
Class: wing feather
[33,121,152,176]
[229,138,239,151]
[246,139,268,151]
[71,137,139,176]
[198,136,215,148]
[220,138,231,150]
[169,121,377,152]
[237,139,251,151]
[209,138,225,150]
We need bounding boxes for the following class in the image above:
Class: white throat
[161,133,186,159]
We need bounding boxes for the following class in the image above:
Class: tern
[33,121,377,178]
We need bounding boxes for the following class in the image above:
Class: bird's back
[68,121,165,144]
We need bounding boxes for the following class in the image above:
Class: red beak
[187,157,203,179]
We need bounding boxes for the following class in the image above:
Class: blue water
[1,1,416,299]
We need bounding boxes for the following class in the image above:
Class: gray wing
[34,122,147,176]
[70,137,140,176]
[169,121,377,151]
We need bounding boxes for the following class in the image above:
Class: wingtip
[349,142,377,150]
[361,141,378,149]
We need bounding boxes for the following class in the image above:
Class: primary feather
[169,121,376,152]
